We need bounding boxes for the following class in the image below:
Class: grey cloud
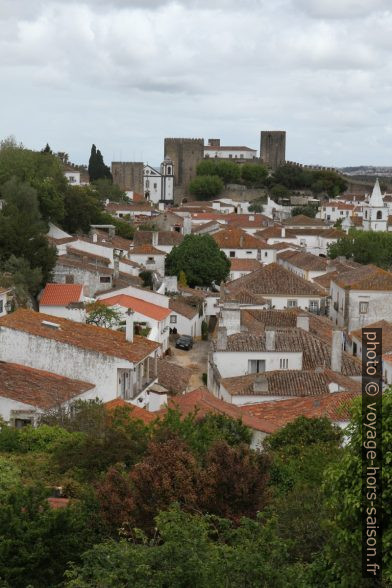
[293,0,391,19]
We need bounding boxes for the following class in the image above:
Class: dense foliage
[328,229,392,269]
[188,175,225,199]
[88,144,112,182]
[165,234,230,287]
[0,395,391,586]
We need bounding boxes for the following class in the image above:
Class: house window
[280,358,288,369]
[170,315,177,324]
[153,183,157,189]
[246,251,252,255]
[229,154,233,158]
[248,359,266,374]
[146,179,150,188]
[229,251,235,258]
[287,300,298,308]
[100,276,111,283]
[167,166,172,174]
[359,301,369,314]
[264,252,268,257]
[377,210,383,220]
[147,257,154,264]
[309,300,319,313]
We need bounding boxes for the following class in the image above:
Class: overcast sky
[1,0,391,167]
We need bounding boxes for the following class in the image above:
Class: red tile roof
[0,362,94,408]
[277,250,328,272]
[230,258,263,271]
[0,309,160,363]
[100,294,171,321]
[161,387,277,434]
[104,399,156,423]
[333,265,392,291]
[241,389,360,426]
[213,227,262,249]
[169,298,198,319]
[40,284,84,307]
[351,320,392,352]
[131,244,166,255]
[283,215,326,227]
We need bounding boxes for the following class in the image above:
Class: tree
[65,506,304,587]
[310,170,348,198]
[270,183,290,201]
[248,201,264,213]
[272,164,312,189]
[178,270,187,287]
[165,234,230,287]
[62,185,104,234]
[241,163,268,187]
[264,416,342,453]
[328,230,392,269]
[92,178,127,202]
[0,255,42,305]
[188,175,224,200]
[321,393,392,585]
[139,270,153,289]
[291,204,318,218]
[86,301,122,328]
[42,143,52,154]
[88,144,112,182]
[197,160,241,184]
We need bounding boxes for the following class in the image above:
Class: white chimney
[331,329,343,373]
[217,326,227,351]
[281,227,286,238]
[296,315,309,332]
[92,232,98,243]
[265,329,275,351]
[220,303,241,336]
[152,231,159,247]
[125,309,134,343]
[253,373,268,393]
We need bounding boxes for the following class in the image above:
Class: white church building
[144,158,174,204]
[362,179,389,232]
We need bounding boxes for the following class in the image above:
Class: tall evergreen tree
[88,144,112,182]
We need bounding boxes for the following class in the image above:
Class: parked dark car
[175,335,193,351]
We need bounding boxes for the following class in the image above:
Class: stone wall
[111,162,144,193]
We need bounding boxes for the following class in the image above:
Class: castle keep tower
[111,162,144,193]
[164,138,204,203]
[260,131,286,170]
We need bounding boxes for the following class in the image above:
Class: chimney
[239,234,244,248]
[253,373,268,393]
[331,329,343,373]
[125,309,134,343]
[220,303,241,335]
[216,326,227,351]
[92,232,98,243]
[296,315,309,332]
[113,257,119,279]
[152,231,159,247]
[108,226,115,238]
[265,329,275,351]
[281,227,286,238]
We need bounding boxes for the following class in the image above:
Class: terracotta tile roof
[48,497,71,509]
[92,230,133,251]
[240,308,333,343]
[104,399,156,423]
[333,265,392,291]
[131,192,146,202]
[157,359,192,394]
[290,228,344,238]
[216,328,361,376]
[55,255,114,275]
[283,215,326,227]
[204,145,256,151]
[221,369,360,398]
[225,263,324,297]
[178,286,209,299]
[162,387,277,434]
[40,284,83,307]
[241,389,360,426]
[223,289,267,305]
[134,231,184,247]
[66,246,111,265]
[322,201,355,210]
[230,258,263,272]
[169,298,198,319]
[106,201,154,212]
[351,320,392,353]
[226,214,271,229]
[119,258,141,268]
[100,294,171,321]
[47,236,76,245]
[131,244,166,255]
[0,362,94,409]
[213,227,262,250]
[0,309,160,363]
[277,250,328,272]
[192,220,221,233]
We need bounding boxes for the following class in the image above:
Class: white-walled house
[213,228,262,260]
[0,362,96,426]
[39,283,86,322]
[144,159,174,204]
[97,283,170,309]
[320,201,355,223]
[169,298,204,337]
[223,263,325,313]
[0,288,11,317]
[129,245,166,275]
[277,250,328,282]
[0,309,161,410]
[329,265,392,331]
[228,259,263,282]
[106,201,155,218]
[204,141,257,160]
[99,293,171,351]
